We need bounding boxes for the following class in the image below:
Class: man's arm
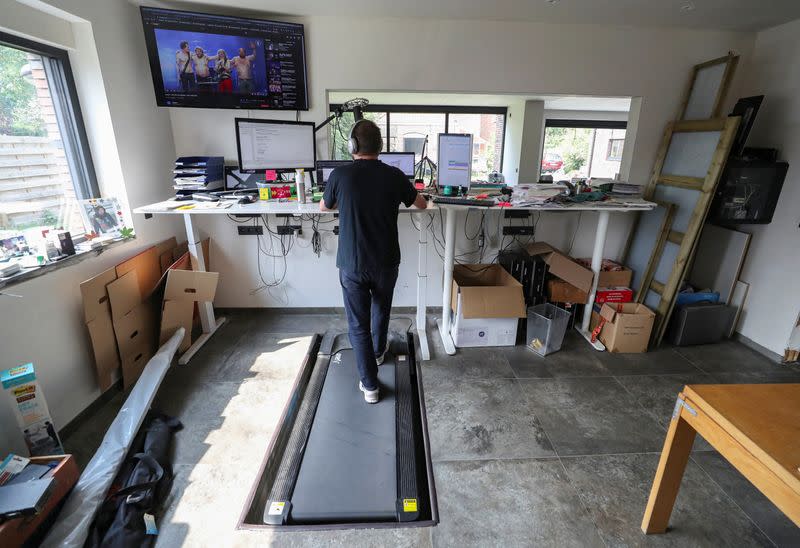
[319,200,336,212]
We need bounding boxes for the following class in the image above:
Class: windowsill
[0,237,135,291]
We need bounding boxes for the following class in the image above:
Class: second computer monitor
[316,160,352,187]
[235,118,316,173]
[379,152,416,178]
[438,133,473,189]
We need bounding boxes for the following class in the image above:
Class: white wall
[734,18,800,355]
[169,15,754,309]
[1,0,181,454]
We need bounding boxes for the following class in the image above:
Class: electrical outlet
[276,226,295,235]
[237,226,263,236]
[502,226,535,236]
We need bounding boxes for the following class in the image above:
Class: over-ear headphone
[348,119,383,155]
[348,119,366,155]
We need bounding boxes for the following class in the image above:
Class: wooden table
[642,383,800,533]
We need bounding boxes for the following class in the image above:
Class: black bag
[86,413,182,548]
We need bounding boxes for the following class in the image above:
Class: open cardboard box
[590,302,655,353]
[159,269,219,353]
[450,264,526,347]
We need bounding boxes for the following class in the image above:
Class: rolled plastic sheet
[41,328,185,548]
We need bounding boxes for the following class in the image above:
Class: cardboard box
[86,315,120,391]
[159,270,219,352]
[576,258,633,288]
[0,455,78,546]
[590,303,655,353]
[449,265,526,347]
[547,279,589,304]
[115,246,161,300]
[595,286,634,304]
[79,267,117,324]
[526,242,593,293]
[1,364,64,456]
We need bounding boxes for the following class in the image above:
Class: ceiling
[161,0,800,32]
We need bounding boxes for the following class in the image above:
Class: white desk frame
[134,201,436,364]
[434,202,655,355]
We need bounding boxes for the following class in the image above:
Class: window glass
[448,113,505,181]
[388,112,445,164]
[0,43,85,236]
[329,111,387,160]
[541,125,626,179]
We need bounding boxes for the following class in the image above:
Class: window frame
[328,103,508,170]
[606,138,624,162]
[0,30,100,200]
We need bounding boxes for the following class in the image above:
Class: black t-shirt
[323,159,418,272]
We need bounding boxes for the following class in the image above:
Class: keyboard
[432,196,496,207]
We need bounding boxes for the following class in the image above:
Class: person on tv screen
[192,47,216,93]
[232,43,257,93]
[175,41,195,91]
[215,49,233,93]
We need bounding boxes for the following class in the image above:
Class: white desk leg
[415,215,430,361]
[436,208,457,355]
[180,213,226,365]
[576,210,608,350]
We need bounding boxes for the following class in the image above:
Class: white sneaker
[376,347,388,365]
[359,381,380,404]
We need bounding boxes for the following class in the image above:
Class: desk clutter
[80,237,218,391]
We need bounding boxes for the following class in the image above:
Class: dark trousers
[339,267,399,390]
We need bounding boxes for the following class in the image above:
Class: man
[175,41,194,91]
[321,120,428,403]
[191,47,217,94]
[232,43,257,93]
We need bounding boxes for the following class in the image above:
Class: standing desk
[134,198,655,364]
[134,200,437,364]
[434,201,656,355]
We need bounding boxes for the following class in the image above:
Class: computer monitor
[235,118,316,172]
[315,160,352,187]
[437,133,473,189]
[379,152,416,178]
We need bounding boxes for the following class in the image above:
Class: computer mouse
[238,196,253,205]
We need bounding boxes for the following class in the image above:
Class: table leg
[436,207,457,355]
[641,396,697,533]
[180,213,226,365]
[416,214,430,361]
[576,210,609,350]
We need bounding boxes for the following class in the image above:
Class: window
[607,139,624,161]
[328,104,506,182]
[0,32,98,241]
[541,119,627,180]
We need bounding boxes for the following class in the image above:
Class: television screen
[140,7,308,110]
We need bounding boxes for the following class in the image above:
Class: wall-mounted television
[140,7,308,110]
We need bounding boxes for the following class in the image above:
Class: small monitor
[379,152,416,178]
[437,133,473,188]
[235,118,316,172]
[316,160,352,187]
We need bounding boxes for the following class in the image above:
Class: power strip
[502,226,535,236]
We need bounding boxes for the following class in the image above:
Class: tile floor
[62,310,800,547]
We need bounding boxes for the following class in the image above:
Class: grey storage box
[668,302,736,346]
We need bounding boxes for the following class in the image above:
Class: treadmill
[248,331,435,528]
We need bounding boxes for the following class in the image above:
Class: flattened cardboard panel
[155,237,177,258]
[684,63,727,120]
[121,344,153,391]
[159,251,174,275]
[86,315,120,392]
[627,205,669,293]
[80,267,117,324]
[172,243,188,262]
[661,131,721,178]
[107,270,141,320]
[653,241,681,285]
[689,224,750,302]
[164,270,219,302]
[115,246,160,300]
[653,185,701,233]
[113,302,156,360]
[160,300,193,352]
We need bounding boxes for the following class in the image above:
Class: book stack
[173,156,224,195]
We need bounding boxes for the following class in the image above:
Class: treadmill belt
[289,349,397,523]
